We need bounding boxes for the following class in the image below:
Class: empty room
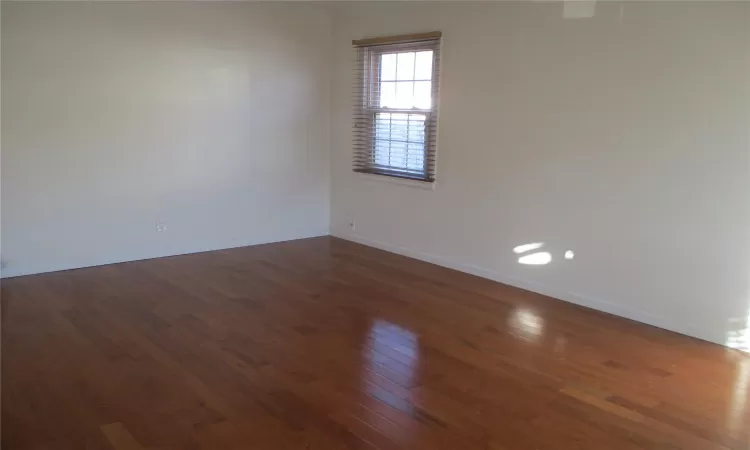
[1,0,749,448]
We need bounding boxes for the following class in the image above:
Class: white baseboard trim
[331,230,723,346]
[1,231,330,279]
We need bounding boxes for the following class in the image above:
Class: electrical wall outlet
[156,222,167,232]
[349,220,356,233]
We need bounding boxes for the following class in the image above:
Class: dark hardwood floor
[2,236,748,449]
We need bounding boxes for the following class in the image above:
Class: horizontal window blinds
[353,33,441,182]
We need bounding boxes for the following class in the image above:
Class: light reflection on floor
[508,308,545,342]
[362,319,419,441]
[726,310,750,353]
[727,356,749,439]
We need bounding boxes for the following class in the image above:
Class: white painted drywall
[329,2,750,346]
[1,1,331,277]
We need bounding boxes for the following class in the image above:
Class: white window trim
[352,34,441,184]
[354,170,437,190]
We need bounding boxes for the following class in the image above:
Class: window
[352,32,442,182]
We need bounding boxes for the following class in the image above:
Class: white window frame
[353,34,441,183]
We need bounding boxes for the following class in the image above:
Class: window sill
[354,171,436,191]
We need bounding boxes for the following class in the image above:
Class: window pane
[389,140,408,166]
[390,113,409,140]
[380,54,397,81]
[379,82,396,108]
[374,140,390,165]
[373,112,426,173]
[414,51,433,80]
[396,52,415,80]
[414,81,431,109]
[395,82,415,108]
[407,143,425,171]
[375,113,392,140]
[407,115,426,142]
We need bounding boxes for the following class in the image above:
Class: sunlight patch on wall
[518,252,552,265]
[513,242,544,254]
[513,242,575,266]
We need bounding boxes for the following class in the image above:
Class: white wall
[1,1,331,277]
[330,2,750,346]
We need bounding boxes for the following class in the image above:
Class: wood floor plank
[2,236,749,449]
[100,423,146,450]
